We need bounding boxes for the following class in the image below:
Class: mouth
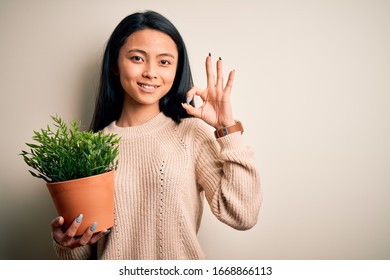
[138,83,160,91]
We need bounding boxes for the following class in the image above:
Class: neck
[117,99,161,127]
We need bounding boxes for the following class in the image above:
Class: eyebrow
[127,49,176,59]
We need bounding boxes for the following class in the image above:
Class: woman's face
[117,29,178,113]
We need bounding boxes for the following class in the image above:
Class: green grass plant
[20,115,120,183]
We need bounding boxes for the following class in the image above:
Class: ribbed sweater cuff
[53,240,92,260]
[216,131,243,151]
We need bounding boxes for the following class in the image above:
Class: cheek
[118,65,140,86]
[118,63,133,78]
[163,68,177,85]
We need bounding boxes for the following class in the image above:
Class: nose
[142,62,158,79]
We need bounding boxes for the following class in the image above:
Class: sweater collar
[104,112,172,140]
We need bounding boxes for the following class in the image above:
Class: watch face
[215,121,243,138]
[223,127,229,136]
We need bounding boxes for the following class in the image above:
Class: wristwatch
[214,120,244,138]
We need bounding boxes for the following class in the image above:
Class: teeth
[139,84,156,89]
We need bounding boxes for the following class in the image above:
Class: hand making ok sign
[182,54,236,129]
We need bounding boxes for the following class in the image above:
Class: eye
[130,56,143,62]
[160,60,171,65]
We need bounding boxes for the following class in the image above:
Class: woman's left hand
[182,54,236,129]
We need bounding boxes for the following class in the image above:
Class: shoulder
[102,121,116,134]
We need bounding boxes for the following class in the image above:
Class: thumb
[51,216,64,230]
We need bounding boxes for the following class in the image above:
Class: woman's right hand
[51,214,109,249]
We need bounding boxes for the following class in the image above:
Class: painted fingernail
[90,222,97,232]
[219,57,222,61]
[209,52,211,56]
[103,229,111,235]
[186,97,191,105]
[76,214,83,223]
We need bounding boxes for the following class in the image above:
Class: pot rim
[46,169,114,186]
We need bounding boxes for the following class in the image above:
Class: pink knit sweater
[53,112,261,259]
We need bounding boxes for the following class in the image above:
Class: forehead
[122,29,178,55]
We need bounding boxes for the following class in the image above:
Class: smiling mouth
[138,83,160,90]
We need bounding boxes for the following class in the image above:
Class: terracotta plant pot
[46,170,115,236]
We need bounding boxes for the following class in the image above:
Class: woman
[51,10,261,260]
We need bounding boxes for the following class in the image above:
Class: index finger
[61,214,83,242]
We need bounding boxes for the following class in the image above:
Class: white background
[0,0,389,259]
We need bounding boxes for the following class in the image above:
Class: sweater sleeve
[52,240,96,260]
[194,121,262,230]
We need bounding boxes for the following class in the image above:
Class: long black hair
[90,11,193,132]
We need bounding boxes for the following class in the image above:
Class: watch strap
[214,120,244,138]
